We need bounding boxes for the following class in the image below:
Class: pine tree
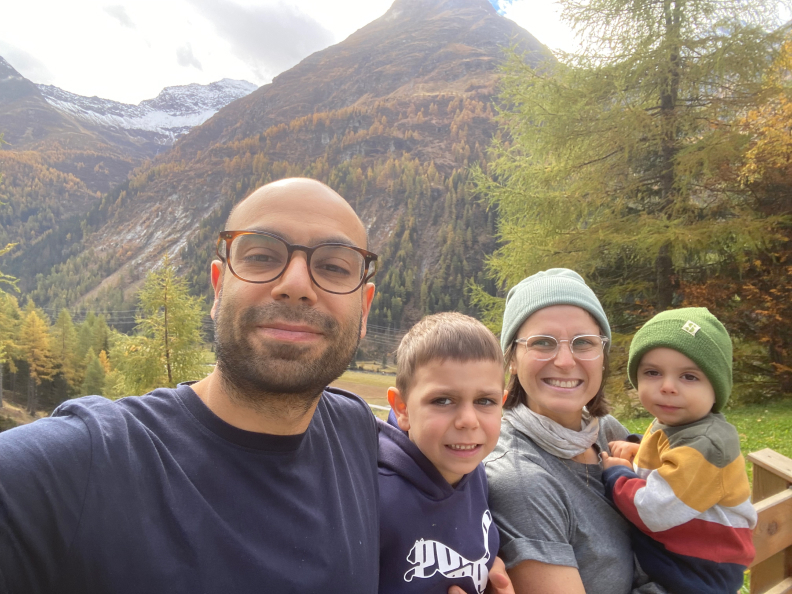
[80,348,106,396]
[51,309,80,396]
[0,292,21,408]
[475,0,787,322]
[18,309,56,414]
[109,255,206,395]
[0,243,16,293]
[0,134,17,295]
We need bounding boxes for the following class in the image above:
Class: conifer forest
[2,0,792,424]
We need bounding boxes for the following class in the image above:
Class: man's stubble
[213,286,362,416]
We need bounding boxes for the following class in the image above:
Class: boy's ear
[502,389,508,405]
[387,387,410,432]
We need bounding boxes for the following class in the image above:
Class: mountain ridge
[7,0,551,335]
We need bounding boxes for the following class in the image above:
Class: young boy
[602,307,757,594]
[378,312,507,594]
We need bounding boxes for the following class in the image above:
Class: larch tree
[18,309,56,414]
[680,40,792,395]
[51,309,80,397]
[0,293,21,408]
[80,348,107,396]
[475,0,790,326]
[109,255,206,395]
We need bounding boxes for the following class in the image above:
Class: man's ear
[359,283,375,339]
[388,387,410,432]
[210,260,223,320]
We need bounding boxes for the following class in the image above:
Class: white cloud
[103,5,136,28]
[186,0,335,79]
[0,0,573,103]
[176,43,203,70]
[0,41,55,84]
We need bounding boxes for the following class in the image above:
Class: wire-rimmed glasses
[514,335,609,361]
[216,230,378,295]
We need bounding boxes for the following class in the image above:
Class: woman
[484,269,664,594]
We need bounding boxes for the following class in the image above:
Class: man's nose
[269,252,318,304]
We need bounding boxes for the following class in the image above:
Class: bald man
[0,179,380,594]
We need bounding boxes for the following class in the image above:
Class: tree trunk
[164,289,172,386]
[656,243,677,311]
[26,375,36,415]
[654,1,682,312]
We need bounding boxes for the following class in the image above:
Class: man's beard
[213,290,362,415]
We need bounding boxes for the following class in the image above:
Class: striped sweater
[603,413,756,594]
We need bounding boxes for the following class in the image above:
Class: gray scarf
[505,404,600,459]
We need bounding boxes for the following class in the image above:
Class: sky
[0,0,578,105]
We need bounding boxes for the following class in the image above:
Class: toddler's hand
[601,452,633,470]
[608,440,640,462]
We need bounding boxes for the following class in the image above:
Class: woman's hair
[503,323,612,417]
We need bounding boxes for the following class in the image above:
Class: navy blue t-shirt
[0,384,379,594]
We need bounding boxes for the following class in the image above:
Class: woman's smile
[542,378,584,389]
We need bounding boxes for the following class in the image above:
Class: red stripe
[611,476,755,566]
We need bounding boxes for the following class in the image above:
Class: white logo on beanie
[682,321,701,336]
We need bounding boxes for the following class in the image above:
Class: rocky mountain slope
[0,57,255,285]
[38,78,257,152]
[9,0,550,334]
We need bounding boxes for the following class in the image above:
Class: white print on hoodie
[403,510,492,593]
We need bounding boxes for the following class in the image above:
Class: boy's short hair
[395,312,502,396]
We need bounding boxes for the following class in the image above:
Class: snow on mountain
[37,79,257,144]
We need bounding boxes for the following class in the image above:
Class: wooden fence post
[749,449,792,594]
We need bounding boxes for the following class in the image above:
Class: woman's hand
[601,452,633,469]
[447,556,514,594]
[608,440,639,463]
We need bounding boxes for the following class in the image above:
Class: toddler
[603,307,756,594]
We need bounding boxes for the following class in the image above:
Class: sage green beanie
[500,268,611,353]
[628,307,733,413]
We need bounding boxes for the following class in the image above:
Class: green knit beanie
[500,268,611,353]
[628,307,733,413]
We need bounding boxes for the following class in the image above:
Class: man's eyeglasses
[216,231,378,295]
[514,335,609,361]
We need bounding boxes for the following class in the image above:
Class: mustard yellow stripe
[655,446,751,512]
[633,427,668,472]
[720,455,751,507]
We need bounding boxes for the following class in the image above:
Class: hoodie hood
[377,411,472,500]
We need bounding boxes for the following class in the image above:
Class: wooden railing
[749,449,792,594]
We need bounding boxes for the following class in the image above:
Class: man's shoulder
[322,385,371,410]
[315,387,378,450]
[53,387,183,428]
[320,386,376,425]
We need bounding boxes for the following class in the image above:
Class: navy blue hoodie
[378,412,498,594]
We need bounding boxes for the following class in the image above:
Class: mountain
[37,79,257,153]
[0,57,255,290]
[8,0,551,340]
